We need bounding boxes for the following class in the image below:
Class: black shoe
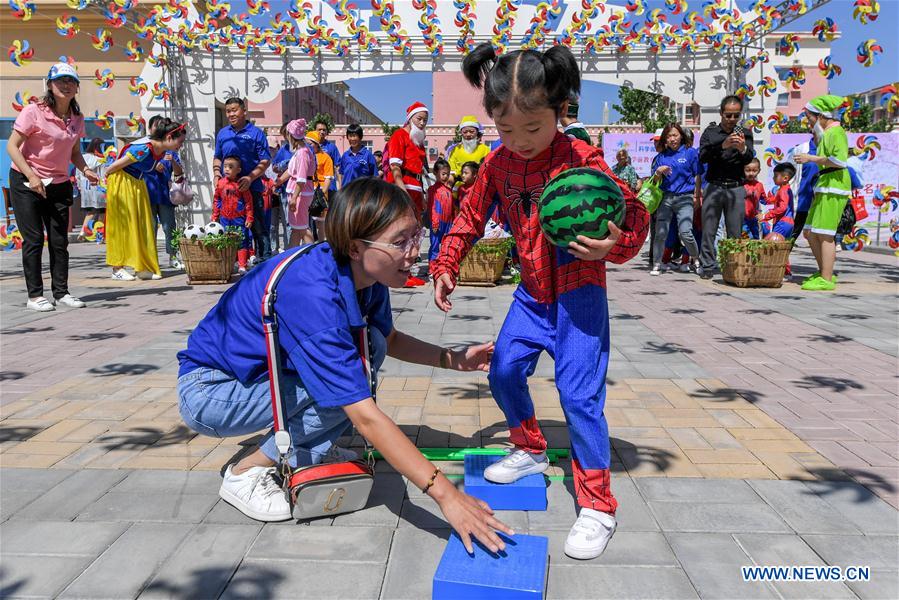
[700,272,714,280]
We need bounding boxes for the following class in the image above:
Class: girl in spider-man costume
[433,44,649,561]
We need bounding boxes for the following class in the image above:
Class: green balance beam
[365,447,570,463]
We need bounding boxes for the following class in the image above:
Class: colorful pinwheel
[7,39,33,67]
[856,39,883,67]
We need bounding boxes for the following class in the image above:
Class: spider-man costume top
[433,132,650,302]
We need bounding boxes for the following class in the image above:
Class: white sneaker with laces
[564,508,617,560]
[691,259,701,274]
[483,449,549,484]
[678,262,691,273]
[219,465,292,522]
[169,255,183,270]
[136,271,162,280]
[112,269,136,281]
[321,445,359,464]
[649,264,661,276]
[248,255,259,267]
[55,294,86,308]
[237,266,247,275]
[26,297,55,312]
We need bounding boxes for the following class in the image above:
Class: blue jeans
[178,327,387,467]
[153,202,177,256]
[651,193,698,264]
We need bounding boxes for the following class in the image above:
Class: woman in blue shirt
[649,123,701,275]
[178,178,512,554]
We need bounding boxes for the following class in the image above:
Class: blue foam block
[464,454,547,511]
[433,533,548,600]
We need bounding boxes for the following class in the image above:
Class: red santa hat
[405,101,429,123]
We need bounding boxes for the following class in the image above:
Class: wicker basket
[458,238,511,286]
[719,239,792,288]
[180,238,238,285]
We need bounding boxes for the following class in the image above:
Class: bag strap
[261,242,375,475]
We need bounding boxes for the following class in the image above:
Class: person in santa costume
[387,102,430,218]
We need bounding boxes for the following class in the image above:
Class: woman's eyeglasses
[359,231,423,255]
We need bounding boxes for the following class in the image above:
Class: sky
[258,1,897,124]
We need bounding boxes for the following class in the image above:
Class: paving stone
[223,559,387,600]
[0,467,73,491]
[76,491,218,523]
[846,569,899,600]
[397,494,449,529]
[746,479,863,535]
[635,477,763,504]
[521,479,579,531]
[547,565,698,599]
[801,534,899,570]
[247,526,394,563]
[649,501,791,533]
[10,469,128,521]
[109,469,224,494]
[380,527,450,600]
[610,476,660,532]
[59,523,192,599]
[532,530,677,567]
[1,520,129,556]
[0,555,95,599]
[139,524,261,599]
[667,532,778,599]
[734,533,857,599]
[0,490,43,521]
[801,480,899,535]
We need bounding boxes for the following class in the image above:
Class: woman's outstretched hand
[436,484,514,555]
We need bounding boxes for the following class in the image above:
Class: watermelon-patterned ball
[538,167,626,246]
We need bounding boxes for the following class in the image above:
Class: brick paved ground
[1,241,896,599]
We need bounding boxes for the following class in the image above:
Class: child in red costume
[433,43,649,561]
[213,156,255,273]
[427,159,455,274]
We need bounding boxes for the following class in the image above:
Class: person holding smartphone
[697,95,755,279]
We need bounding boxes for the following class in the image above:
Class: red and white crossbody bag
[262,243,375,520]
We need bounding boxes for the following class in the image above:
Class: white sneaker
[483,449,549,484]
[649,264,662,276]
[219,465,292,522]
[237,266,247,275]
[564,508,617,560]
[54,294,86,308]
[678,262,691,273]
[136,271,162,280]
[26,297,55,312]
[248,255,259,267]
[112,269,136,281]
[321,445,359,464]
[691,259,701,274]
[169,255,183,270]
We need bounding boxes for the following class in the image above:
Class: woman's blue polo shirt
[652,145,700,195]
[177,243,393,408]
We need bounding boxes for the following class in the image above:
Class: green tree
[613,87,677,133]
[843,100,891,133]
[381,123,400,141]
[783,119,808,134]
[310,112,335,133]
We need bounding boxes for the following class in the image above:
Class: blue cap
[47,62,79,83]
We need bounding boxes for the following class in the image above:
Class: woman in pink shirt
[276,118,316,248]
[6,63,99,312]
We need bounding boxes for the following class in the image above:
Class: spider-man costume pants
[219,217,253,267]
[488,283,618,514]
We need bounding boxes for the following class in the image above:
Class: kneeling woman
[178,178,511,553]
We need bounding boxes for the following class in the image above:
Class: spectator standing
[213,97,271,260]
[386,102,430,218]
[6,62,98,311]
[649,123,701,275]
[698,95,754,279]
[446,115,491,186]
[610,148,639,192]
[337,124,379,186]
[76,137,107,241]
[313,117,342,193]
[270,123,294,253]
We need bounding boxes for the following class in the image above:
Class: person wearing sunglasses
[697,95,756,279]
[177,177,511,555]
